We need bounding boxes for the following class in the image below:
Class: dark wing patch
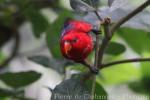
[64,18,73,28]
[61,24,74,37]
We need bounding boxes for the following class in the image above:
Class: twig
[90,75,96,100]
[89,25,101,100]
[81,60,98,74]
[96,18,111,69]
[94,33,101,71]
[103,17,111,39]
[97,37,109,69]
[89,2,103,97]
[111,0,150,34]
[101,58,150,69]
[81,22,101,74]
[94,11,103,21]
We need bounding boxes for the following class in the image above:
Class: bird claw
[90,67,99,74]
[80,60,99,74]
[91,29,101,35]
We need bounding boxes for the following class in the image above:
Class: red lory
[60,18,99,74]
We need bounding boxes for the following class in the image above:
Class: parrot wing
[61,18,75,37]
[61,24,74,37]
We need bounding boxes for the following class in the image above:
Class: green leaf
[141,77,150,92]
[28,56,50,67]
[140,53,150,78]
[12,0,30,8]
[0,88,13,97]
[51,78,90,100]
[105,42,126,55]
[51,75,107,100]
[67,64,88,73]
[70,0,95,13]
[0,71,41,88]
[0,88,33,99]
[141,62,150,78]
[24,6,49,38]
[128,77,150,94]
[0,0,6,4]
[85,80,107,100]
[46,9,72,58]
[28,55,66,74]
[118,27,150,54]
[80,0,100,8]
[0,51,6,65]
[99,63,141,85]
[128,81,147,94]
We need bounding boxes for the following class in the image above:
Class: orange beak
[64,41,72,55]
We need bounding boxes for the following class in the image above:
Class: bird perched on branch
[60,18,100,74]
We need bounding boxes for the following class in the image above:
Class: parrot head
[61,18,93,37]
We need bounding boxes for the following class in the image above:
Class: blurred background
[0,0,150,100]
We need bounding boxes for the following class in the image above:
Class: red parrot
[60,19,99,73]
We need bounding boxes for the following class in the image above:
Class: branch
[94,33,101,71]
[103,18,111,39]
[97,0,150,69]
[94,11,103,21]
[82,0,150,73]
[81,7,102,74]
[81,60,98,74]
[97,38,109,68]
[111,0,150,34]
[101,57,150,69]
[97,18,111,68]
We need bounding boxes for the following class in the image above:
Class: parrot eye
[72,38,78,43]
